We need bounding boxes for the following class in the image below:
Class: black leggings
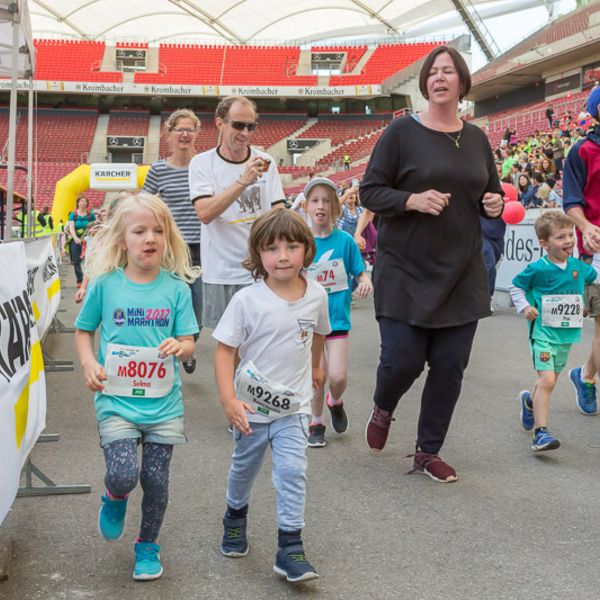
[373,317,478,454]
[103,439,173,542]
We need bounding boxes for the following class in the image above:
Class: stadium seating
[299,118,387,145]
[107,112,150,137]
[34,39,123,82]
[329,43,439,85]
[30,40,438,87]
[485,90,588,147]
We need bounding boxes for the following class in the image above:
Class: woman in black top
[360,45,503,482]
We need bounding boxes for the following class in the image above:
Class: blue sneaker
[532,428,561,452]
[273,543,319,583]
[569,367,598,415]
[519,390,534,431]
[133,542,163,581]
[98,493,127,541]
[221,516,249,557]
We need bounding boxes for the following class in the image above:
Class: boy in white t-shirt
[213,208,330,584]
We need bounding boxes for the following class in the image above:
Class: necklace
[443,129,462,149]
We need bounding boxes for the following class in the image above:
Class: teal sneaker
[98,493,127,541]
[133,542,163,581]
[519,390,534,431]
[532,428,561,452]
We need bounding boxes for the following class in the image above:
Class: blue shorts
[98,415,186,447]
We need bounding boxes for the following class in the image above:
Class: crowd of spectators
[492,101,596,210]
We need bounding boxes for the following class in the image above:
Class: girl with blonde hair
[75,191,199,581]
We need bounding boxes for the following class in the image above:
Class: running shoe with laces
[98,492,128,541]
[221,516,249,557]
[568,367,598,415]
[182,355,197,374]
[365,405,395,451]
[519,390,535,431]
[133,541,163,581]
[327,394,349,434]
[307,424,326,448]
[273,543,319,583]
[408,450,458,483]
[532,428,561,452]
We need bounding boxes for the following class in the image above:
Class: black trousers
[373,317,478,454]
[69,239,83,284]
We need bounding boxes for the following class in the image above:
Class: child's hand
[223,398,254,435]
[523,306,538,321]
[75,287,86,304]
[158,337,184,358]
[83,360,107,392]
[353,277,373,299]
[312,365,326,391]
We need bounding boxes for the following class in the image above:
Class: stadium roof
[28,0,558,46]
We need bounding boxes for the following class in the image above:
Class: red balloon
[501,182,518,202]
[502,201,526,225]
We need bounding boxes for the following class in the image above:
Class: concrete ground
[2,268,600,600]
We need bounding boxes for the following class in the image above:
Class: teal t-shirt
[313,228,365,331]
[512,256,596,344]
[75,268,199,424]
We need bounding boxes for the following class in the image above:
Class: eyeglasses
[222,118,257,132]
[171,127,197,134]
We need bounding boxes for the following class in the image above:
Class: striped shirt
[143,159,201,244]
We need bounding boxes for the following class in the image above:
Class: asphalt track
[2,268,600,600]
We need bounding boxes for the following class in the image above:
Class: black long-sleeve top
[360,116,503,328]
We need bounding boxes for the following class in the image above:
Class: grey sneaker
[307,424,326,448]
[221,516,249,557]
[327,395,349,434]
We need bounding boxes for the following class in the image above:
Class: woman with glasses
[143,108,203,374]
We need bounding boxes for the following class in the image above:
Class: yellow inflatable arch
[51,164,150,226]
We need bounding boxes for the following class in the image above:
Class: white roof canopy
[0,0,34,76]
[27,0,558,45]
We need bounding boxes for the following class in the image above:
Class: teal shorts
[529,339,572,373]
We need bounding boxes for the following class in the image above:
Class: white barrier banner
[0,242,46,525]
[25,237,61,339]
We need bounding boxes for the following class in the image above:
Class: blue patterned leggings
[103,439,173,542]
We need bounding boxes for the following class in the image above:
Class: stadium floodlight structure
[26,0,562,46]
[0,0,34,240]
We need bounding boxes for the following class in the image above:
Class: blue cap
[586,86,600,121]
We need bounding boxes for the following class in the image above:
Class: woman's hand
[406,190,450,216]
[523,306,538,321]
[482,193,503,218]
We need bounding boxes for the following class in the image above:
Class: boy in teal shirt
[510,211,597,451]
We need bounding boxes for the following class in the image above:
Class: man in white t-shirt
[189,96,286,328]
